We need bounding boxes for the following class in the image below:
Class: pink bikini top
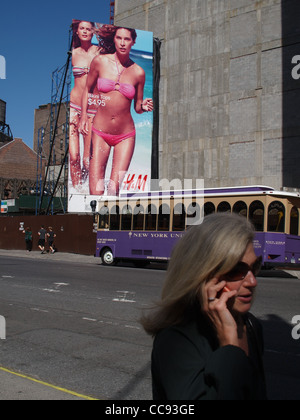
[97,78,136,100]
[97,54,136,100]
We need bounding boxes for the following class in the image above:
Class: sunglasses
[225,256,262,282]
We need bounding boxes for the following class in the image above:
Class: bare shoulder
[132,62,145,81]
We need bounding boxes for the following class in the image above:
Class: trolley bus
[94,186,300,268]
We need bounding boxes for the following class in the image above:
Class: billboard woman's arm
[79,57,99,135]
[134,67,154,114]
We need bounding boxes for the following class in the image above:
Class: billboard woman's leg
[89,131,111,195]
[107,135,136,196]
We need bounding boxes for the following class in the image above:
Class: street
[0,253,299,400]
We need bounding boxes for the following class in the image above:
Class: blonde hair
[141,213,255,336]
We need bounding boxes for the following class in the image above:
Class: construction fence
[0,214,96,255]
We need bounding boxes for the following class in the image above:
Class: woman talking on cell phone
[142,213,267,400]
[79,25,153,196]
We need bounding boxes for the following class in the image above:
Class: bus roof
[118,186,300,201]
[117,185,299,200]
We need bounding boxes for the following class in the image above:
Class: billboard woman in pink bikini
[79,25,153,196]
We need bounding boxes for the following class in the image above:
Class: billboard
[68,20,154,213]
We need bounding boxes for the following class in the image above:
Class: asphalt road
[0,254,299,400]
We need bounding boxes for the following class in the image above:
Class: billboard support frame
[151,37,161,182]
[38,37,72,215]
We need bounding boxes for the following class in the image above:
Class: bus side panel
[96,231,184,261]
[96,231,117,258]
[285,235,300,265]
[254,232,286,265]
[253,233,265,260]
[128,232,184,261]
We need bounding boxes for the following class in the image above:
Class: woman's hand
[78,115,89,136]
[142,98,154,112]
[202,278,239,348]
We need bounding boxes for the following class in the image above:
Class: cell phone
[217,285,230,298]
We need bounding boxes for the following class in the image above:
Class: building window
[249,201,264,232]
[268,201,285,233]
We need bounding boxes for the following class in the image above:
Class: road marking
[42,289,60,293]
[1,276,14,279]
[42,283,69,294]
[0,366,99,400]
[31,308,49,313]
[125,325,141,330]
[54,283,69,288]
[113,291,136,303]
[82,318,97,322]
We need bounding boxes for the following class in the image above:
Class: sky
[0,0,110,148]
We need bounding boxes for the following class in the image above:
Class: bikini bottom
[92,126,136,147]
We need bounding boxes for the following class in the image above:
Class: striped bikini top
[73,66,90,78]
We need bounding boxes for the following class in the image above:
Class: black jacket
[152,312,267,400]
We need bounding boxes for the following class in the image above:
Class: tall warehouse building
[114,0,300,191]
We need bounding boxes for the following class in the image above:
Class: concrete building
[114,0,300,191]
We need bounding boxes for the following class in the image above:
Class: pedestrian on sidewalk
[23,227,33,252]
[38,225,47,254]
[47,227,57,254]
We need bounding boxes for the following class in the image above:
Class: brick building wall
[0,138,39,180]
[33,103,68,166]
[0,138,46,199]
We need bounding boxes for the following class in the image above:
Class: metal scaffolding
[36,40,72,215]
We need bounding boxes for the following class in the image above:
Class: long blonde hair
[141,213,255,336]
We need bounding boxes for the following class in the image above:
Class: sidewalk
[0,249,98,265]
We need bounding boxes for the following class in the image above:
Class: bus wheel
[101,248,115,266]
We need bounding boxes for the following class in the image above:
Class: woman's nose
[244,271,258,287]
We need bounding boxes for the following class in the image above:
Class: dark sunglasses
[225,256,262,282]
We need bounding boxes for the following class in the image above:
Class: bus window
[99,206,109,229]
[158,204,170,231]
[217,201,231,213]
[249,201,264,232]
[187,202,201,226]
[121,205,132,231]
[145,204,157,231]
[290,206,299,236]
[133,205,144,231]
[268,201,285,233]
[204,202,215,216]
[110,205,120,231]
[233,201,248,218]
[173,204,186,231]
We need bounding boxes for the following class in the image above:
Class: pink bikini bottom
[92,126,136,147]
